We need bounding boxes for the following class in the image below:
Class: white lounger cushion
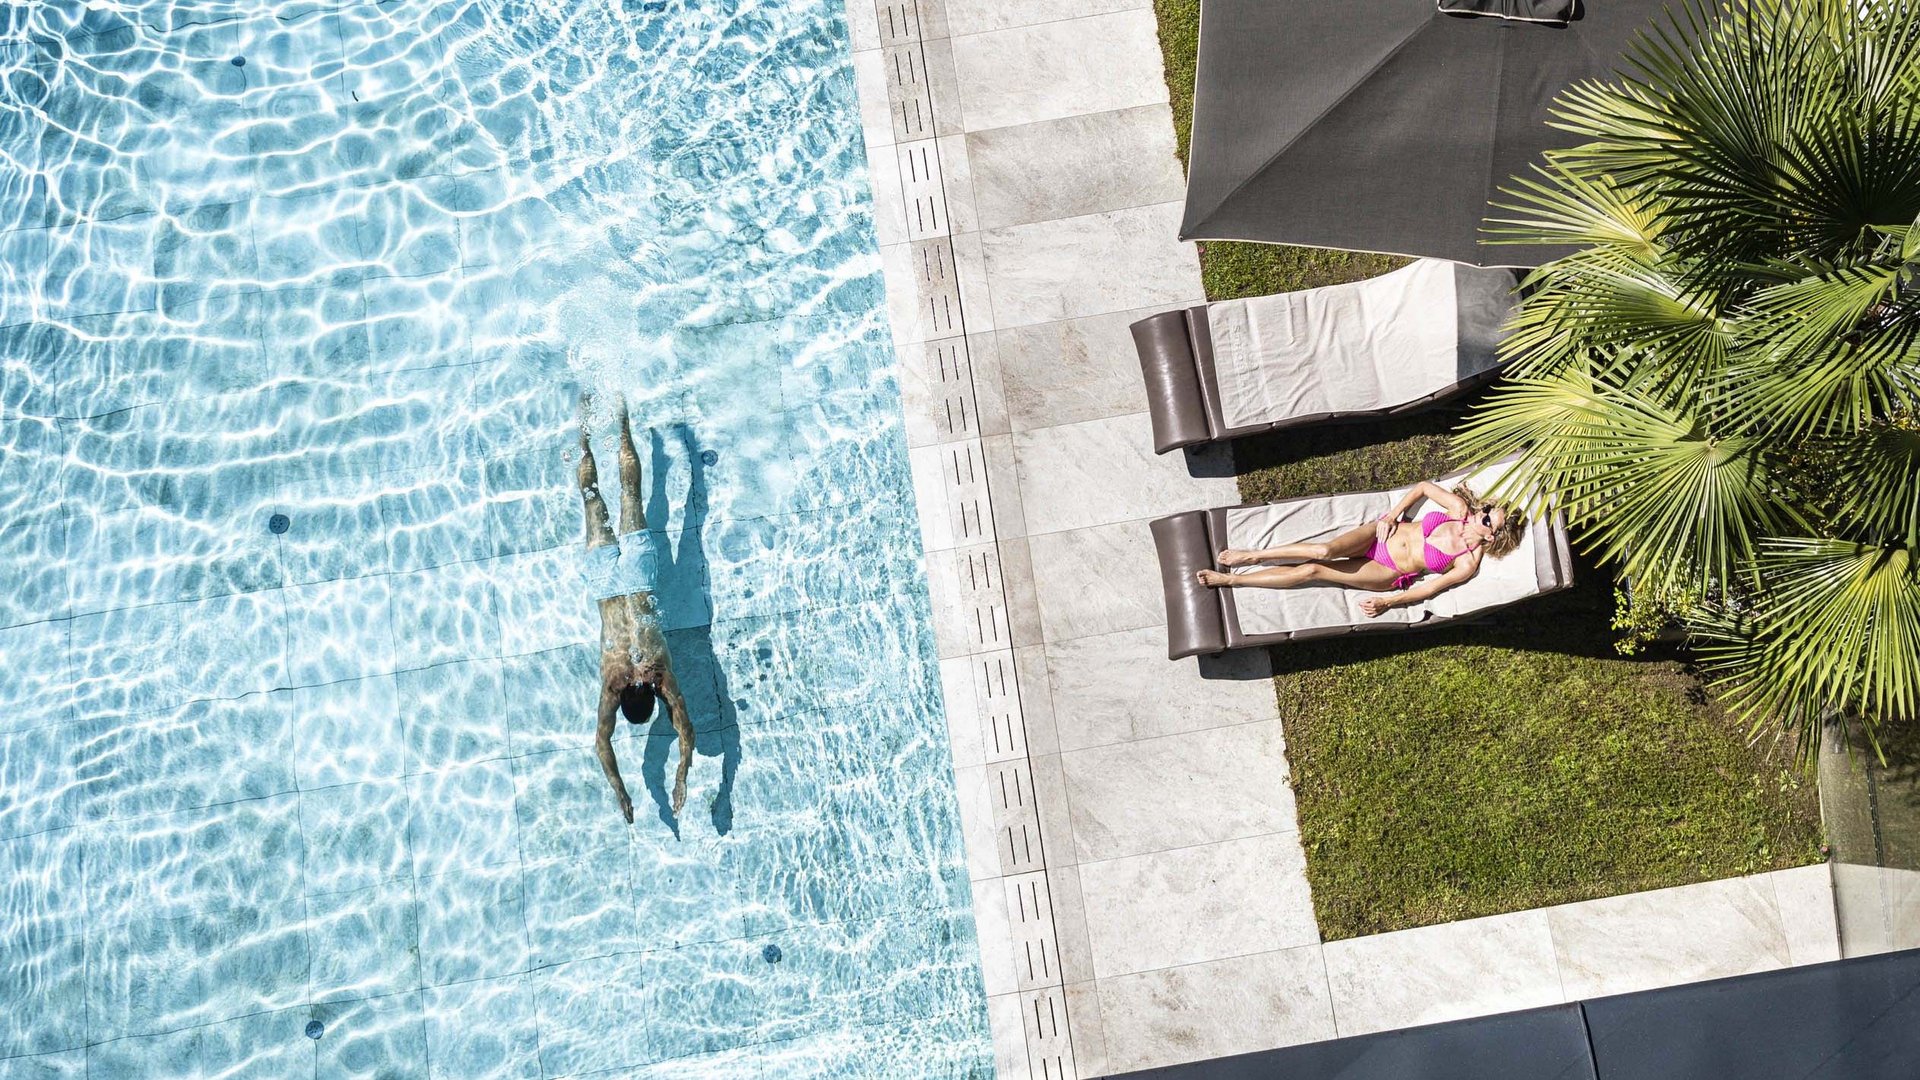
[1206,259,1462,432]
[1222,460,1545,638]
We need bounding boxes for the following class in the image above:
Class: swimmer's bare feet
[1195,569,1234,587]
[1217,549,1261,568]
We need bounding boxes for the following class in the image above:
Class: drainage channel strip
[868,2,1077,1077]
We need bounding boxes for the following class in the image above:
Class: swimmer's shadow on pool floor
[633,424,739,838]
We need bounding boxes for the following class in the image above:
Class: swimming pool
[0,1,991,1075]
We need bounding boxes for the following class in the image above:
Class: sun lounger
[1131,259,1522,454]
[1152,458,1573,659]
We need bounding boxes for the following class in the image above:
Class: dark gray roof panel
[1585,949,1920,1080]
[1114,1003,1596,1080]
[1099,948,1920,1080]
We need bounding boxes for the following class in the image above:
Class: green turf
[1147,4,1826,940]
[1280,631,1823,939]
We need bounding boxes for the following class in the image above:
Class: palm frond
[1485,164,1666,257]
[1726,264,1920,436]
[1829,420,1920,547]
[1492,245,1732,397]
[1456,372,1781,588]
[1695,537,1920,758]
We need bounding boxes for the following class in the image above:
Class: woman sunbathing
[1196,481,1526,617]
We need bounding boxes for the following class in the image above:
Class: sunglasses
[1478,510,1495,529]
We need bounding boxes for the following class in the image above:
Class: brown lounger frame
[1132,264,1522,454]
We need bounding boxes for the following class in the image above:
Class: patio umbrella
[1179,0,1700,267]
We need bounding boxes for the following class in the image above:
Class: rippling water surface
[0,1,991,1075]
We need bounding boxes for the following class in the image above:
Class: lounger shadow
[1132,259,1521,454]
[1153,457,1574,659]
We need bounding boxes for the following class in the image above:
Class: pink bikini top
[1420,511,1479,573]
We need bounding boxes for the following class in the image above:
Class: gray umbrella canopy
[1179,0,1689,267]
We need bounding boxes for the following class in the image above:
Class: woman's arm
[1413,480,1468,518]
[1380,480,1460,524]
[1359,553,1481,617]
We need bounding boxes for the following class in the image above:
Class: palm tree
[1456,0,1920,760]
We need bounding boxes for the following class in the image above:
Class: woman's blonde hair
[1452,484,1527,559]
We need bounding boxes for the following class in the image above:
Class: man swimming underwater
[576,394,695,823]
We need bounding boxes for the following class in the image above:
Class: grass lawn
[1150,4,1826,940]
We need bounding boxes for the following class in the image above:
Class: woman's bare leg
[1218,523,1378,567]
[579,396,616,550]
[1198,556,1401,591]
[1198,563,1315,589]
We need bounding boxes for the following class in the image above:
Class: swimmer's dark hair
[619,682,656,725]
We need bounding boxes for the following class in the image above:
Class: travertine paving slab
[1025,520,1166,642]
[971,877,1021,996]
[1893,868,1920,951]
[852,49,895,148]
[966,106,1186,230]
[1094,945,1337,1074]
[1045,863,1099,983]
[1012,412,1231,536]
[997,306,1161,432]
[1044,624,1275,752]
[1547,874,1792,1000]
[1062,981,1109,1076]
[1835,864,1920,955]
[987,993,1030,1076]
[1770,863,1841,966]
[1062,721,1296,863]
[1078,833,1318,977]
[950,764,1003,882]
[1322,910,1563,1037]
[980,202,1200,329]
[935,135,982,235]
[950,10,1168,131]
[943,0,1147,38]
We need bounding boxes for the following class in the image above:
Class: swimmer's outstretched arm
[658,670,695,815]
[594,689,635,824]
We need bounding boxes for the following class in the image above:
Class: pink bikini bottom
[1367,540,1419,590]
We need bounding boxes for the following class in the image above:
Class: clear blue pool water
[0,1,991,1076]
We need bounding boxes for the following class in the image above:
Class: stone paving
[842,0,1854,1074]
